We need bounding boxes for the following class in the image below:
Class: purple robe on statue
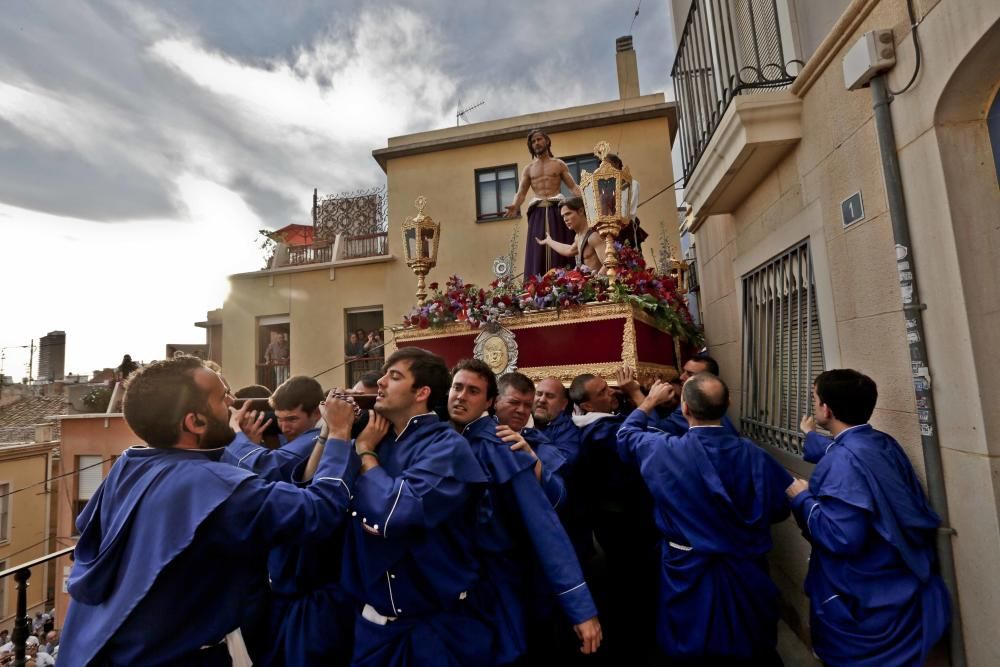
[523,198,574,278]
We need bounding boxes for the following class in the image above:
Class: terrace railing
[0,547,74,666]
[671,0,803,183]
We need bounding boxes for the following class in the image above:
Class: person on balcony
[345,332,366,360]
[533,197,606,275]
[337,347,491,666]
[618,373,792,664]
[364,330,385,358]
[504,129,581,277]
[58,356,357,667]
[787,369,950,667]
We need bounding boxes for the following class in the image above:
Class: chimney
[616,36,640,99]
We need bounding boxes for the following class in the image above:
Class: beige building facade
[52,414,139,628]
[670,0,1000,663]
[0,438,57,631]
[218,43,679,392]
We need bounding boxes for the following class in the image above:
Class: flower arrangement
[402,244,703,344]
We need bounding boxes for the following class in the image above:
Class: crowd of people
[53,348,949,666]
[0,614,58,665]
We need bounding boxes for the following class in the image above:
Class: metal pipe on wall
[869,74,966,667]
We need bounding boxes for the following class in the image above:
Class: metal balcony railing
[672,0,803,183]
[0,546,74,666]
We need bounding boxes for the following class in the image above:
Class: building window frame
[74,455,104,535]
[0,482,9,544]
[559,153,601,198]
[740,239,824,457]
[475,164,519,222]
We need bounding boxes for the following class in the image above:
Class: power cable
[0,456,115,500]
[888,0,922,96]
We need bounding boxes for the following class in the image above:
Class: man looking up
[223,375,324,481]
[337,347,492,666]
[534,196,606,274]
[618,374,792,663]
[787,369,950,666]
[58,356,357,666]
[450,360,601,664]
[505,129,582,276]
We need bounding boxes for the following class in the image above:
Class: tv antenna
[456,99,486,126]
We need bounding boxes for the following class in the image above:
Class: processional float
[396,142,699,383]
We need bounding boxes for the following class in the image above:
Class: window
[345,307,385,388]
[740,240,824,456]
[475,165,518,220]
[560,154,600,197]
[0,483,8,543]
[74,455,104,534]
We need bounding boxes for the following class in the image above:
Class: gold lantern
[400,195,441,306]
[579,141,634,280]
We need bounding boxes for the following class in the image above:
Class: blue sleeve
[352,452,474,539]
[616,410,663,466]
[663,407,689,437]
[223,431,318,482]
[790,491,871,556]
[510,470,597,624]
[535,444,567,509]
[802,431,833,464]
[208,441,357,550]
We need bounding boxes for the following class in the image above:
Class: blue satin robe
[339,414,492,667]
[462,416,598,664]
[618,411,793,659]
[59,442,356,667]
[790,424,950,666]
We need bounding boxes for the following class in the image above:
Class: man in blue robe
[570,372,658,664]
[618,373,792,663]
[532,376,582,469]
[449,360,601,665]
[59,356,358,667]
[337,347,492,667]
[222,374,323,478]
[224,376,356,667]
[787,369,950,666]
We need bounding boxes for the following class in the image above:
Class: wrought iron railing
[0,546,74,666]
[671,0,804,183]
[286,243,333,265]
[342,233,389,260]
[346,356,384,387]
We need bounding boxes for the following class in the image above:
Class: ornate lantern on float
[400,195,440,306]
[579,140,634,280]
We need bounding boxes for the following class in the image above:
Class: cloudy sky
[0,0,677,379]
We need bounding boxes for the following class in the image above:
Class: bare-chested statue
[535,196,607,275]
[504,129,582,277]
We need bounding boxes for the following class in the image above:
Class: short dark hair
[122,356,208,448]
[383,347,451,412]
[357,371,382,391]
[682,373,729,420]
[234,384,271,399]
[690,353,720,376]
[814,369,877,425]
[568,373,597,405]
[526,128,553,158]
[498,372,535,396]
[453,358,498,401]
[560,196,586,214]
[270,376,324,413]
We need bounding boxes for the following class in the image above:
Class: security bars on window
[740,240,824,456]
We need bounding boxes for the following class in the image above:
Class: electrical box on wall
[843,29,896,90]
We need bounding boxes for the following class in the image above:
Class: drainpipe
[869,74,966,667]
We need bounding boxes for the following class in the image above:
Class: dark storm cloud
[0,0,673,227]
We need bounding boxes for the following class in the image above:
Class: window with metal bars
[740,240,824,456]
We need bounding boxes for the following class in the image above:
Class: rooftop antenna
[456,99,486,126]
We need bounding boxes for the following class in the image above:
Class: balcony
[672,0,804,224]
[273,233,389,269]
